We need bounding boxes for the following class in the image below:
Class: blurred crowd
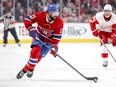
[0,0,116,23]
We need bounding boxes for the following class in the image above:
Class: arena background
[0,0,115,44]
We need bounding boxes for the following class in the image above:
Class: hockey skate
[26,70,33,78]
[17,42,21,47]
[103,61,108,67]
[3,43,7,47]
[16,70,26,79]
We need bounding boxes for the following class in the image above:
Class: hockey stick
[36,37,98,83]
[100,38,116,62]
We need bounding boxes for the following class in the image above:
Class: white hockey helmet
[104,4,112,11]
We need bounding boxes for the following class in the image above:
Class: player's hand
[4,26,8,30]
[28,26,37,38]
[92,29,99,37]
[50,45,58,58]
[110,34,116,44]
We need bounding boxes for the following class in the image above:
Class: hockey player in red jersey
[16,4,64,79]
[90,4,116,67]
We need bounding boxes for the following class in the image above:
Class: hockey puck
[93,77,98,83]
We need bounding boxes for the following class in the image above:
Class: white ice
[0,43,116,87]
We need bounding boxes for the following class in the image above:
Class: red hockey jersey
[24,11,64,45]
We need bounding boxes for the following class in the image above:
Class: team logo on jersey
[40,28,54,37]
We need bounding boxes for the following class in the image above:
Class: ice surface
[0,43,116,87]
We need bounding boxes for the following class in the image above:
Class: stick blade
[86,77,98,83]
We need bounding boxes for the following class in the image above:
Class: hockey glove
[110,34,116,44]
[92,29,99,37]
[28,26,37,38]
[50,45,58,58]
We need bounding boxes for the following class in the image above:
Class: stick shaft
[100,39,116,62]
[36,37,96,80]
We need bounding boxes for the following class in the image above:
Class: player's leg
[26,56,41,78]
[101,45,108,67]
[10,28,21,46]
[24,46,41,71]
[99,32,109,67]
[26,43,50,78]
[16,45,41,79]
[3,29,9,47]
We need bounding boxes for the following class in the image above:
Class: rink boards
[0,23,99,44]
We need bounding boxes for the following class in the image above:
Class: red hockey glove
[92,29,99,37]
[50,45,58,58]
[110,34,116,44]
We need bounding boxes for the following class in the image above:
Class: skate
[17,42,21,47]
[27,70,33,78]
[103,61,108,67]
[16,70,26,79]
[3,43,7,47]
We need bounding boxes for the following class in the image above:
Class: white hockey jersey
[90,12,116,32]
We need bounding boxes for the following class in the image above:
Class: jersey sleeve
[51,21,64,45]
[90,16,99,32]
[0,16,4,22]
[24,12,38,30]
[112,23,116,36]
[11,16,15,24]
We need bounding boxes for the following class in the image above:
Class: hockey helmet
[47,4,59,12]
[104,4,112,11]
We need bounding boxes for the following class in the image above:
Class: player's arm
[0,16,4,22]
[11,16,16,24]
[24,12,38,38]
[112,23,116,36]
[110,23,116,44]
[90,16,99,37]
[50,22,64,57]
[52,23,63,45]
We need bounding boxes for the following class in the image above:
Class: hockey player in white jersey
[90,4,116,67]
